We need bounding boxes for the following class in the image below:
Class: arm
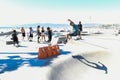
[68,19,73,22]
[68,19,74,26]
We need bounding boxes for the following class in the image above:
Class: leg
[79,31,82,39]
[37,36,40,43]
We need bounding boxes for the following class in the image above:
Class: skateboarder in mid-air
[66,19,80,40]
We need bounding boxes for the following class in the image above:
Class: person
[12,30,19,46]
[47,27,52,42]
[36,25,41,43]
[21,27,26,40]
[41,27,46,42]
[78,21,83,39]
[28,27,34,41]
[66,19,79,40]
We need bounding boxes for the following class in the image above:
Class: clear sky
[0,0,120,26]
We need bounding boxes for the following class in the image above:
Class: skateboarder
[66,19,79,40]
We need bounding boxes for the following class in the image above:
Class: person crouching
[12,30,19,46]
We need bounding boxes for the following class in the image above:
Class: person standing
[78,21,83,39]
[41,27,46,42]
[21,27,26,40]
[28,27,34,41]
[47,27,52,42]
[36,25,41,43]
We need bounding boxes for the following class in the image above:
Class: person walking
[21,27,26,40]
[36,25,41,43]
[41,27,46,42]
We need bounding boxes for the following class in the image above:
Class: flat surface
[0,29,120,80]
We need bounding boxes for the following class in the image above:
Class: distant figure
[78,21,83,39]
[28,27,34,41]
[41,27,46,42]
[21,27,26,40]
[66,19,79,40]
[36,25,41,43]
[12,30,19,46]
[47,27,52,42]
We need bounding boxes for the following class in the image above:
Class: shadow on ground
[72,55,108,74]
[0,49,71,74]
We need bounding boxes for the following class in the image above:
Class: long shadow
[0,52,38,56]
[72,55,108,74]
[0,56,24,74]
[0,55,54,74]
[0,49,71,56]
[0,48,72,74]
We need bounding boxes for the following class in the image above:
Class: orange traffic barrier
[52,45,60,55]
[38,44,60,59]
[48,46,54,56]
[51,45,57,56]
[44,46,51,57]
[38,47,48,59]
[54,45,60,55]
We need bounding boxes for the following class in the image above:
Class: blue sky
[7,0,120,11]
[0,0,120,25]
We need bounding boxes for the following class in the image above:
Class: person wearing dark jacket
[78,21,83,39]
[12,30,19,46]
[47,27,52,42]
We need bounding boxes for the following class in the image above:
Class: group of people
[36,26,52,43]
[67,19,83,40]
[12,26,52,46]
[11,19,83,46]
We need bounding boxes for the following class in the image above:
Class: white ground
[0,28,120,80]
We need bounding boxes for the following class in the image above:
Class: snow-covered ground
[0,28,120,80]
